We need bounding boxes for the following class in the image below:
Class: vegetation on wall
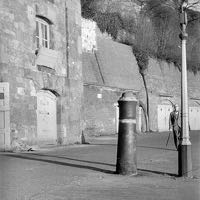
[81,0,200,73]
[81,0,136,39]
[93,12,124,39]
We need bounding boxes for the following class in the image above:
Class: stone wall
[0,0,82,148]
[144,59,200,131]
[82,18,141,136]
[83,84,138,136]
[82,18,200,135]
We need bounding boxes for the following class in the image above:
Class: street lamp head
[179,0,188,25]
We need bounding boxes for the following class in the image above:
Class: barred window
[36,17,50,49]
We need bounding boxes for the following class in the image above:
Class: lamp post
[178,0,192,177]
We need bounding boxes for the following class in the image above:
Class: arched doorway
[157,99,173,132]
[189,100,200,130]
[37,90,57,145]
[0,83,10,150]
[114,103,119,134]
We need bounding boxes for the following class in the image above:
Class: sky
[188,0,200,11]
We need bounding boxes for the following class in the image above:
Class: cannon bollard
[116,92,137,175]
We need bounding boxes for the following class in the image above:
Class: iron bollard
[116,92,137,175]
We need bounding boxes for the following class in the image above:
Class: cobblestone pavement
[0,131,199,200]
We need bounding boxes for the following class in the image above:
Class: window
[36,17,50,49]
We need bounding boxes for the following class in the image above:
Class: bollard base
[178,144,192,177]
[116,162,137,176]
[116,122,137,176]
[116,172,138,176]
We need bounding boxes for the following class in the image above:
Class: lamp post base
[178,144,192,177]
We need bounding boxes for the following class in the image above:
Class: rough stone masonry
[0,0,83,150]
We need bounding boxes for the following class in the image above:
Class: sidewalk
[0,131,199,200]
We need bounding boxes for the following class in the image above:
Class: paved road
[0,131,199,200]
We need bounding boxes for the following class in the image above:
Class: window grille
[36,17,50,49]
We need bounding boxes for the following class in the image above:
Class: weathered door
[37,90,57,144]
[114,103,119,134]
[189,107,200,130]
[138,107,142,132]
[157,105,173,131]
[0,83,10,150]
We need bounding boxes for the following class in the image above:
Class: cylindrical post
[116,92,137,175]
[178,2,192,177]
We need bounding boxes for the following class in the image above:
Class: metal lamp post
[178,0,192,177]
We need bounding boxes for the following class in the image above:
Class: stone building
[0,0,82,150]
[82,18,200,136]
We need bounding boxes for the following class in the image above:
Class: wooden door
[0,83,10,150]
[158,105,173,132]
[114,103,119,134]
[37,90,57,144]
[138,107,142,132]
[189,107,200,130]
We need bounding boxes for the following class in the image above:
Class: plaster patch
[61,68,66,75]
[29,80,36,96]
[47,7,56,22]
[63,125,67,137]
[27,6,35,22]
[17,87,25,96]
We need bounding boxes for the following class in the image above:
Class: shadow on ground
[3,152,178,177]
[137,145,177,151]
[3,153,114,174]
